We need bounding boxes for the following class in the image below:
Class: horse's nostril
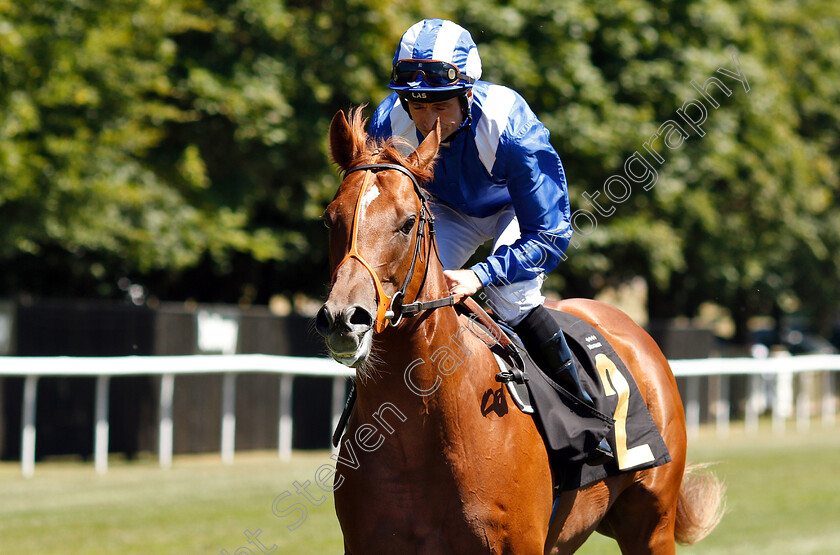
[347,306,374,329]
[315,305,333,336]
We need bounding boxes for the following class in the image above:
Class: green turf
[0,451,344,554]
[581,422,840,555]
[2,422,839,554]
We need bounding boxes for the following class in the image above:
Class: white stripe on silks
[432,20,463,63]
[389,105,420,151]
[474,85,517,175]
[464,47,482,80]
[397,21,423,61]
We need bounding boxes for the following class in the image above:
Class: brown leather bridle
[330,162,454,333]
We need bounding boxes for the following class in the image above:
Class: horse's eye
[400,216,417,235]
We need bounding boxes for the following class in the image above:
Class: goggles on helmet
[390,59,475,87]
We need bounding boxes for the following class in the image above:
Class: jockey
[370,18,612,464]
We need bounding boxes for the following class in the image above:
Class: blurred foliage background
[1,0,838,342]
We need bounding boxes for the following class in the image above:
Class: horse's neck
[364,250,465,385]
[352,249,493,457]
[359,254,481,389]
[356,303,466,406]
[352,304,481,472]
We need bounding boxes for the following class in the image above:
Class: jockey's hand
[443,269,483,304]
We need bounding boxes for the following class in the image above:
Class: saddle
[454,298,671,491]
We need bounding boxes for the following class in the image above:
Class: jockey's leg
[514,304,593,403]
[513,305,614,464]
[485,211,613,464]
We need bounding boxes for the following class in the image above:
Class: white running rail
[1,355,352,477]
[1,354,837,477]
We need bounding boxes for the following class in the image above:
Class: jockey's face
[408,96,464,140]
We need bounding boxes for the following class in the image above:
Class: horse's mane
[341,106,435,184]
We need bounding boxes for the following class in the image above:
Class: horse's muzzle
[315,304,374,366]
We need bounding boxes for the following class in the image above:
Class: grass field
[2,422,839,554]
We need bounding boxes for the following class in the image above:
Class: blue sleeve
[470,116,572,286]
[369,94,398,140]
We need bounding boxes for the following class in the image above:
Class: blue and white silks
[369,82,573,322]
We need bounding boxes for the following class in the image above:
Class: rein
[331,161,454,333]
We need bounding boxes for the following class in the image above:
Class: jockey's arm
[470,119,572,289]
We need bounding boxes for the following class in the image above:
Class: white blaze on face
[359,183,380,223]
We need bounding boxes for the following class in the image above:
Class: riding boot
[514,305,613,464]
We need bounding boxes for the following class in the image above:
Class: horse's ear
[329,110,355,171]
[411,119,441,171]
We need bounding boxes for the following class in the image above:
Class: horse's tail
[674,463,727,545]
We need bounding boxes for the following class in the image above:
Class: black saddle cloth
[506,308,671,490]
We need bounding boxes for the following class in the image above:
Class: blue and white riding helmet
[389,19,482,113]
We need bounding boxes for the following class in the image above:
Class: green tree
[0,0,397,303]
[0,0,280,298]
[1,0,838,343]
[444,0,840,341]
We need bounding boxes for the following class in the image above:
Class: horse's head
[315,108,441,370]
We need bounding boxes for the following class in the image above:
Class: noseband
[331,162,454,333]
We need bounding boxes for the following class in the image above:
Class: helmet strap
[398,95,412,119]
[459,91,472,122]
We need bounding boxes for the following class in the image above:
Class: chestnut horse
[316,108,724,555]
